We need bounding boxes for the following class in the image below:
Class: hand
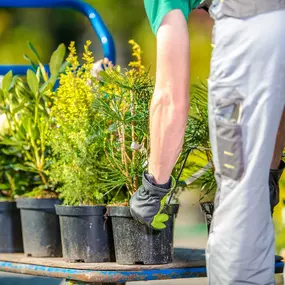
[130,171,173,230]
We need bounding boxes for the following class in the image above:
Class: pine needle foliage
[176,82,217,201]
[92,40,153,204]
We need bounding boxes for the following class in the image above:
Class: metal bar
[0,261,207,282]
[0,65,50,76]
[0,260,283,282]
[63,281,125,285]
[275,261,284,274]
[0,0,115,75]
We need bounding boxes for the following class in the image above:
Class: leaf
[2,71,13,91]
[0,139,24,146]
[151,213,169,230]
[151,219,167,230]
[27,69,39,95]
[12,99,28,114]
[1,147,19,155]
[39,81,52,93]
[24,54,37,72]
[27,41,40,61]
[0,184,10,190]
[11,164,34,172]
[39,63,48,82]
[8,75,19,92]
[0,89,4,101]
[154,213,169,223]
[59,61,70,73]
[36,67,41,81]
[49,44,66,79]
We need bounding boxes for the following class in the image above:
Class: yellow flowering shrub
[48,41,106,205]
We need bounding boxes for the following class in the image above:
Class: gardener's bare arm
[148,10,190,184]
[129,9,190,229]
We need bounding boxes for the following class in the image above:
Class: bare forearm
[148,10,190,184]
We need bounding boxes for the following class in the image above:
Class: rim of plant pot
[55,205,107,216]
[107,204,180,217]
[0,201,18,211]
[200,201,214,210]
[16,198,61,210]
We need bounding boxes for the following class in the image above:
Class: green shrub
[0,43,66,199]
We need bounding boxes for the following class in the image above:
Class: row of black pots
[0,199,179,265]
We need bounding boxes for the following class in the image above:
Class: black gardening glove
[269,161,285,263]
[269,160,285,214]
[130,171,173,230]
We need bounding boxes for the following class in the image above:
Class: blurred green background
[0,0,284,257]
[0,1,212,82]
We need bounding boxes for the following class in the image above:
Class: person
[130,0,285,283]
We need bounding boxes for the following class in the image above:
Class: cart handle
[0,0,116,75]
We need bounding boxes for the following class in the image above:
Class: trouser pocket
[211,86,245,181]
[216,118,244,180]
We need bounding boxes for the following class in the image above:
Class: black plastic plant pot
[108,204,179,265]
[200,201,214,234]
[16,198,62,257]
[0,201,23,253]
[55,205,115,263]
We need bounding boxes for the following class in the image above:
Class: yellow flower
[128,39,145,73]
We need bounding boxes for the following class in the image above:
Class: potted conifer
[93,41,181,265]
[179,83,216,234]
[49,41,115,263]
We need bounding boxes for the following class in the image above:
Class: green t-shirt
[144,0,202,35]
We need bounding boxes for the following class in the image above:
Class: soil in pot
[200,201,214,234]
[55,205,115,263]
[108,204,179,265]
[0,201,23,253]
[16,198,62,257]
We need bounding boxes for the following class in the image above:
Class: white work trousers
[206,4,285,285]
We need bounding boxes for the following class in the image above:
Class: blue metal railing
[0,0,116,75]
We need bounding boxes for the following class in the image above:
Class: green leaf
[151,213,169,230]
[10,75,19,90]
[36,67,41,81]
[0,89,4,101]
[39,81,52,93]
[24,54,37,72]
[50,44,66,79]
[151,219,167,230]
[0,139,24,146]
[12,99,29,114]
[59,61,70,73]
[39,62,48,82]
[27,41,40,61]
[11,164,33,172]
[0,184,10,190]
[2,71,13,91]
[154,213,169,223]
[27,69,39,95]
